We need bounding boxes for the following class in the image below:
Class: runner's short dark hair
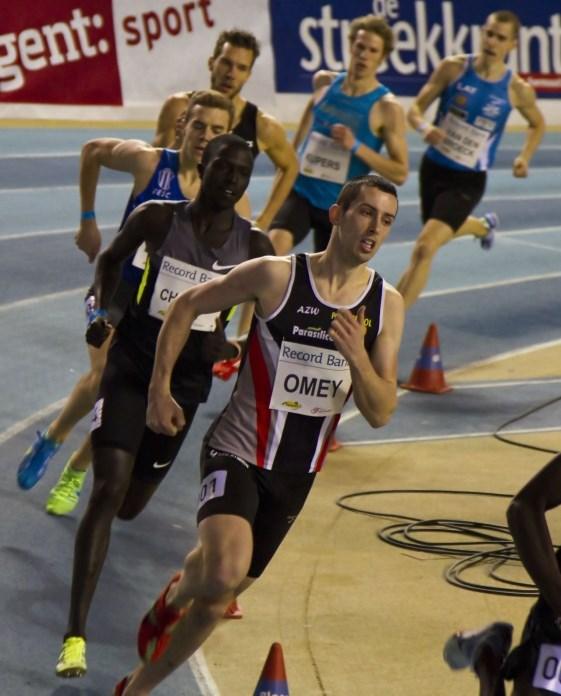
[186,90,235,130]
[488,10,521,39]
[336,174,398,213]
[212,29,261,66]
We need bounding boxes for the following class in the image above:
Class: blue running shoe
[17,430,61,490]
[480,212,499,250]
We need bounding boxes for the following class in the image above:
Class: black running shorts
[502,597,561,694]
[419,154,487,232]
[269,188,332,251]
[197,448,316,577]
[90,340,198,483]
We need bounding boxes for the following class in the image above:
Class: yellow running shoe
[45,461,86,516]
[55,636,87,678]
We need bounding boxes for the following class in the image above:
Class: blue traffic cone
[253,642,289,696]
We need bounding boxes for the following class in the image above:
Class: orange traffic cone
[253,643,289,696]
[401,323,452,394]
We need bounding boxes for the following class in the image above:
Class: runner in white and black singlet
[54,134,274,680]
[154,28,298,233]
[442,451,561,696]
[113,173,405,693]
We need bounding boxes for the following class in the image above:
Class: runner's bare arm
[407,57,465,146]
[292,71,334,151]
[76,138,153,262]
[148,256,288,433]
[329,98,408,186]
[507,453,561,617]
[329,285,404,427]
[510,77,545,178]
[94,202,173,313]
[254,112,298,231]
[233,192,251,219]
[152,257,284,368]
[292,99,314,151]
[153,92,191,147]
[369,97,409,185]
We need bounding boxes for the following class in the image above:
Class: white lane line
[0,225,115,241]
[421,271,561,298]
[343,425,561,447]
[451,338,561,369]
[189,652,221,696]
[4,145,561,159]
[385,224,561,249]
[500,226,561,238]
[0,152,80,159]
[0,399,67,446]
[0,397,221,696]
[0,287,86,313]
[501,237,561,253]
[396,192,561,207]
[1,265,558,314]
[2,222,560,246]
[0,176,273,194]
[339,342,561,426]
[0,183,130,194]
[1,188,560,205]
[451,378,561,390]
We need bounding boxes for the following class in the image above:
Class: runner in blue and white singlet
[269,14,408,254]
[396,10,545,311]
[294,73,391,211]
[425,55,512,173]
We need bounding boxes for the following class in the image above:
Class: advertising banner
[0,0,275,113]
[0,1,559,122]
[0,0,122,104]
[270,0,561,98]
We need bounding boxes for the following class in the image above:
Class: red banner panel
[0,0,122,105]
[520,73,561,96]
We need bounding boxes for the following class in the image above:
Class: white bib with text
[269,340,351,416]
[533,643,561,694]
[300,131,351,184]
[148,256,220,332]
[433,112,489,168]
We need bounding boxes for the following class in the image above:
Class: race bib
[533,643,561,694]
[132,243,148,269]
[269,340,351,417]
[148,256,220,331]
[300,131,351,184]
[197,469,227,510]
[433,112,489,168]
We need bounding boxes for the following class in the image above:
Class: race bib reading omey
[300,131,351,184]
[149,256,220,331]
[269,340,352,416]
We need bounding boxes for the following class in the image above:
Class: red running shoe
[223,599,243,619]
[114,674,130,695]
[137,572,187,663]
[212,357,241,381]
[328,434,342,452]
